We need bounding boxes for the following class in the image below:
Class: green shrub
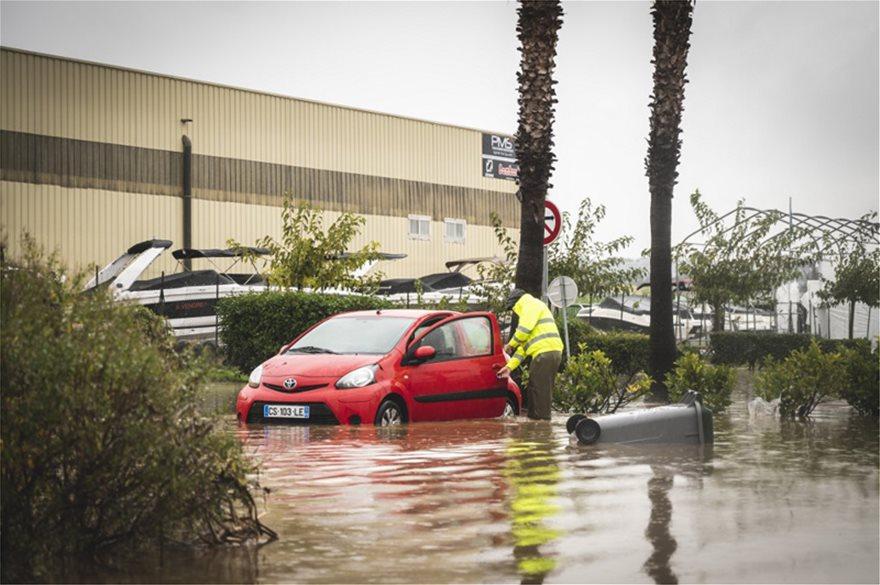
[552,347,652,414]
[839,345,879,417]
[565,319,650,377]
[710,331,870,368]
[817,337,872,354]
[217,291,391,373]
[754,340,849,419]
[710,331,808,367]
[664,352,735,414]
[194,343,250,383]
[1,241,271,582]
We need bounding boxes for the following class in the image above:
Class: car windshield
[287,316,417,355]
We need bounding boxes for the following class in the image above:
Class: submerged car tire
[375,398,406,427]
[501,396,518,418]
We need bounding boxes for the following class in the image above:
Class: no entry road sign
[544,200,561,246]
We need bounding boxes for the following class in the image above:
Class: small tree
[553,347,652,414]
[230,195,382,291]
[664,352,735,413]
[547,197,644,305]
[818,244,880,339]
[755,340,849,419]
[474,212,518,315]
[839,345,880,417]
[678,191,816,331]
[1,237,272,581]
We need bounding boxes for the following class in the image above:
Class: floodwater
[109,382,878,583]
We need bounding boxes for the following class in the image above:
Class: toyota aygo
[236,309,521,426]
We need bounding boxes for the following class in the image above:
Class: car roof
[337,309,458,319]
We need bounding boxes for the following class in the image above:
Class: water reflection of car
[236,309,522,426]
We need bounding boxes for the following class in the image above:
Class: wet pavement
[106,383,879,583]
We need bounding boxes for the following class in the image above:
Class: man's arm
[507,306,537,352]
[506,312,519,344]
[503,345,527,373]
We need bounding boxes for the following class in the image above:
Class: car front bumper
[236,382,389,426]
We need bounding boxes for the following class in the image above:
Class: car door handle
[491,363,503,371]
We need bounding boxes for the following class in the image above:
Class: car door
[401,313,507,421]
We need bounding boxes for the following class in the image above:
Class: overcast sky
[2,0,877,254]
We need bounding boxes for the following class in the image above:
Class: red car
[236,309,522,426]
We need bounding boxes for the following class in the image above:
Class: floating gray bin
[567,391,713,446]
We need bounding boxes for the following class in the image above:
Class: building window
[444,218,466,244]
[408,215,431,240]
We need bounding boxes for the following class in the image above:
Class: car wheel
[501,397,517,418]
[375,399,405,426]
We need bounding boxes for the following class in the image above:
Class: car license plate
[263,404,310,419]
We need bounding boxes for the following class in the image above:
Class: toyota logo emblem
[283,377,297,390]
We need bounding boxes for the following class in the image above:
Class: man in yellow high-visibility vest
[496,289,563,420]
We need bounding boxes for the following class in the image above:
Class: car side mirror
[407,345,436,364]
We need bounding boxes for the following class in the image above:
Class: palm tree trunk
[513,0,563,297]
[645,0,694,400]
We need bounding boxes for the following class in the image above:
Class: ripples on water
[106,386,880,584]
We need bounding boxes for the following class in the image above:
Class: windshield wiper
[287,345,339,354]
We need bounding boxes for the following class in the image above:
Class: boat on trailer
[89,241,510,341]
[88,241,429,342]
[576,295,705,342]
[86,240,273,342]
[376,256,507,304]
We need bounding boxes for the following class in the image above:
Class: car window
[458,316,493,357]
[414,316,493,362]
[418,322,460,360]
[408,316,447,346]
[288,316,415,355]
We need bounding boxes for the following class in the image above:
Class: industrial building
[0,47,520,279]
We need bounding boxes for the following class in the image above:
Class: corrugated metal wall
[0,47,520,279]
[0,183,513,279]
[1,181,183,276]
[193,199,514,280]
[1,48,518,193]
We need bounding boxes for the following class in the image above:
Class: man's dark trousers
[527,350,562,420]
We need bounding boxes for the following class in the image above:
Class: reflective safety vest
[506,293,564,371]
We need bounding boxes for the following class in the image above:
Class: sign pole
[542,247,549,303]
[560,278,571,361]
[547,275,578,362]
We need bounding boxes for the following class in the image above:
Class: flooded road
[122,384,878,583]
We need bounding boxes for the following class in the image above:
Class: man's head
[504,288,527,311]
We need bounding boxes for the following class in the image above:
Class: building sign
[481,133,519,181]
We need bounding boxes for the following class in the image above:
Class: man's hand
[496,366,511,379]
[503,344,514,357]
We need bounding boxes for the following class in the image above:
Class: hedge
[217,291,391,373]
[564,318,650,377]
[709,331,870,368]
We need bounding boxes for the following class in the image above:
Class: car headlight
[336,365,378,389]
[248,364,263,388]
